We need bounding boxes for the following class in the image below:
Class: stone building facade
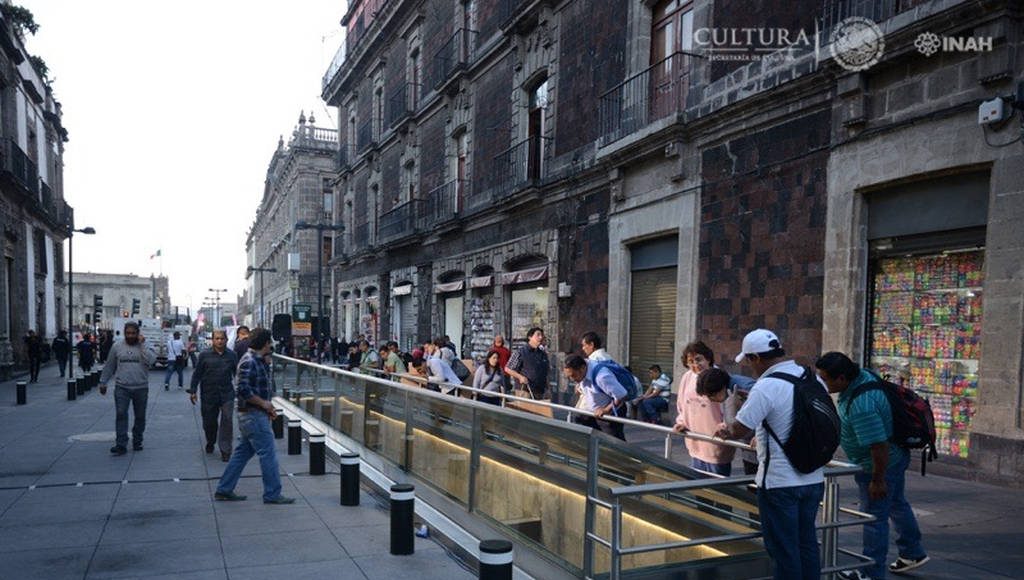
[322,0,1023,482]
[69,272,170,327]
[245,114,339,331]
[0,11,72,370]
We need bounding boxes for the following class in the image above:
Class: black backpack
[846,378,938,475]
[763,368,841,475]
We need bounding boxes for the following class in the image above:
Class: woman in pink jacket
[672,341,736,475]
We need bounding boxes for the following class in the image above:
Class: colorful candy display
[870,250,984,459]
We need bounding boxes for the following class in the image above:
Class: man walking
[52,330,70,378]
[163,331,187,390]
[189,330,239,462]
[214,329,294,504]
[100,322,156,455]
[715,329,825,580]
[23,330,42,383]
[815,352,929,579]
[233,325,251,360]
[505,327,550,400]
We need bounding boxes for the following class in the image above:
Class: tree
[0,4,39,38]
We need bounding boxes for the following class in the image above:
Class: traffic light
[93,294,103,324]
[131,298,140,316]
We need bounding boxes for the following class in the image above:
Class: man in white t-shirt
[163,331,187,391]
[715,329,824,580]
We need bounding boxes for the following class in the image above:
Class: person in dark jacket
[189,330,239,461]
[233,325,251,361]
[52,330,71,378]
[24,330,42,383]
[99,330,114,364]
[77,333,96,372]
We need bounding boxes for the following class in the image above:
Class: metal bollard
[309,433,325,475]
[478,539,514,580]
[282,387,291,400]
[88,371,96,389]
[67,379,77,401]
[287,419,302,455]
[339,453,360,506]
[272,409,284,439]
[76,377,85,396]
[16,381,26,405]
[390,483,415,555]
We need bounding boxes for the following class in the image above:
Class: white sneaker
[837,570,871,580]
[889,555,930,574]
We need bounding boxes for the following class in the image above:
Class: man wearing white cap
[715,329,825,580]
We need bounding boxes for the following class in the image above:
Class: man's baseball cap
[734,329,783,363]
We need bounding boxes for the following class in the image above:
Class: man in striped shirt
[815,352,928,579]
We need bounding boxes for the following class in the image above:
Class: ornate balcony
[387,82,422,129]
[432,29,478,91]
[493,136,551,199]
[378,199,421,243]
[418,180,465,232]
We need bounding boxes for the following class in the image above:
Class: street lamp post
[294,221,343,344]
[247,266,278,328]
[208,288,227,329]
[67,224,96,380]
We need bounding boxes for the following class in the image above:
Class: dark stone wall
[555,0,628,155]
[709,0,822,82]
[418,111,448,195]
[558,188,610,353]
[471,54,512,204]
[698,108,830,366]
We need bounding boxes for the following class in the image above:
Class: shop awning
[392,284,413,296]
[434,280,464,294]
[500,266,548,285]
[469,275,493,288]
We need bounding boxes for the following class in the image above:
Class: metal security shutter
[628,266,678,375]
[398,295,416,351]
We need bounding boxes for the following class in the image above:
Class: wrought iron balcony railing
[387,82,422,129]
[357,119,374,153]
[432,28,478,89]
[378,199,421,243]
[418,180,465,231]
[493,136,551,199]
[2,137,39,195]
[598,51,694,147]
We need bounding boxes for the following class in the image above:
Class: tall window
[409,49,421,106]
[527,77,550,180]
[456,132,469,207]
[652,0,693,63]
[322,177,334,222]
[404,161,416,202]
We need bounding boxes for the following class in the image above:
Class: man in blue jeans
[214,328,294,504]
[716,329,825,580]
[816,352,928,579]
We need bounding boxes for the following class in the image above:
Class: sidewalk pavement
[0,363,473,580]
[627,423,1024,579]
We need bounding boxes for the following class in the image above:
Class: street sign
[292,304,312,336]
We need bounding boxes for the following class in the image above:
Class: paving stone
[227,558,366,580]
[220,529,348,568]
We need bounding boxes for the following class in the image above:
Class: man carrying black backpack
[715,329,832,580]
[815,352,929,579]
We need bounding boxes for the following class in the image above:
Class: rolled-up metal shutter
[398,295,416,351]
[628,266,677,376]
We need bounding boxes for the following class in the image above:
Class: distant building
[0,9,73,370]
[68,273,170,328]
[245,113,338,330]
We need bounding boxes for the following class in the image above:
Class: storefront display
[869,250,983,459]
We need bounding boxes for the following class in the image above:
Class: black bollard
[272,409,284,439]
[287,419,302,455]
[309,432,325,475]
[478,539,514,580]
[91,371,99,389]
[67,379,77,401]
[282,387,291,400]
[390,483,415,556]
[76,377,85,396]
[16,381,26,405]
[339,453,360,506]
[87,371,95,390]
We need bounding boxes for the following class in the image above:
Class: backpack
[763,368,841,475]
[846,378,938,475]
[450,358,471,381]
[586,361,640,402]
[399,351,414,366]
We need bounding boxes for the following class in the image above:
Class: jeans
[114,386,149,448]
[201,397,234,454]
[28,355,41,382]
[757,482,824,580]
[639,396,669,422]
[216,411,283,501]
[854,452,926,578]
[163,362,184,387]
[56,355,68,377]
[691,458,733,476]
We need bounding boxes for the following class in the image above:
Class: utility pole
[294,221,343,344]
[208,288,227,329]
[247,266,278,328]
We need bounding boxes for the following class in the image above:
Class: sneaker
[110,446,127,456]
[214,491,247,501]
[221,452,231,462]
[838,570,871,580]
[889,556,929,574]
[263,496,296,505]
[133,443,143,451]
[205,443,215,454]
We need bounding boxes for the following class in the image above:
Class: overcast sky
[21,0,345,315]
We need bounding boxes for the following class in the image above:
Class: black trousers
[56,355,68,377]
[201,395,234,454]
[572,414,625,441]
[28,355,41,382]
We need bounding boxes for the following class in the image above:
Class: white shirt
[579,363,628,412]
[166,338,185,358]
[426,357,461,394]
[735,360,825,489]
[587,348,613,362]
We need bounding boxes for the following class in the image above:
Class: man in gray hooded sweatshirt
[100,322,157,455]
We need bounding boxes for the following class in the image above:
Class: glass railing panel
[474,408,593,571]
[406,389,473,505]
[364,380,410,468]
[590,438,765,576]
